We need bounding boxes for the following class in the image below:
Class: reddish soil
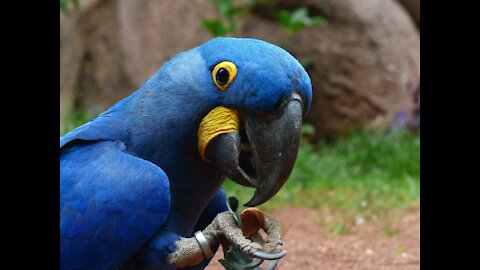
[206,207,420,270]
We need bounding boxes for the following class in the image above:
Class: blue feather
[60,140,170,270]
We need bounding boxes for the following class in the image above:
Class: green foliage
[295,129,420,188]
[226,197,243,231]
[201,0,325,37]
[222,128,420,235]
[202,19,229,37]
[274,7,326,35]
[60,0,79,12]
[202,0,252,36]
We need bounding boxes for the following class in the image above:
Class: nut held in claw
[240,207,265,238]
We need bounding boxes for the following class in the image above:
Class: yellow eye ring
[212,61,237,91]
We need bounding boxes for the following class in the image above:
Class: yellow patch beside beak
[198,107,240,161]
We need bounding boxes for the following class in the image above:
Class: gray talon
[242,258,263,269]
[253,250,287,260]
[265,259,279,270]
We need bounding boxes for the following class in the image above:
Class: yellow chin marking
[198,106,240,162]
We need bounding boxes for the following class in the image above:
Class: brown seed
[240,207,265,238]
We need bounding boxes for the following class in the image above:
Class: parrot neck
[123,86,212,166]
[121,86,226,236]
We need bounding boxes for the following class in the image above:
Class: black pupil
[216,68,230,86]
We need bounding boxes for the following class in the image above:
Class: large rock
[60,0,420,141]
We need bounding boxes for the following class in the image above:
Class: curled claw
[241,258,263,269]
[242,245,254,255]
[253,250,287,260]
[260,215,282,251]
[216,212,262,256]
[265,259,279,270]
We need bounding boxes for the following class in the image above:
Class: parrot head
[133,37,312,207]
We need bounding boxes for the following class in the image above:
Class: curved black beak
[205,92,303,206]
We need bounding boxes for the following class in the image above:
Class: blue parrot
[60,37,312,270]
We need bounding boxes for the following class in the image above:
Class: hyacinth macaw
[60,37,312,270]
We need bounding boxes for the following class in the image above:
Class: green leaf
[275,10,292,28]
[275,7,326,33]
[201,19,228,37]
[226,196,243,231]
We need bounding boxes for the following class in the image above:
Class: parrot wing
[60,107,129,149]
[60,139,171,270]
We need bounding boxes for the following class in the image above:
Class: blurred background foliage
[60,0,419,234]
[60,0,79,12]
[201,0,326,37]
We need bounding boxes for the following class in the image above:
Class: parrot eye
[212,61,237,91]
[216,68,229,86]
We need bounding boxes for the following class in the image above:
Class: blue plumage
[60,140,171,269]
[60,37,312,270]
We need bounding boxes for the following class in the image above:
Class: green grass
[222,127,420,235]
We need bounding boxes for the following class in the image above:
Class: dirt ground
[206,207,420,270]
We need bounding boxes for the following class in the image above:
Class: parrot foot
[167,211,285,269]
[239,213,285,270]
